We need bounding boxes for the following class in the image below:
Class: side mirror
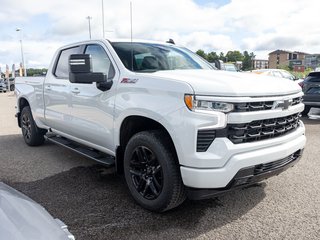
[69,54,106,84]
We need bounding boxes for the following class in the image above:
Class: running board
[45,135,115,167]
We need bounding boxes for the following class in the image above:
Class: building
[268,50,309,69]
[305,54,320,70]
[252,59,269,69]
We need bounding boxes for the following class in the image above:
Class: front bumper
[187,149,303,200]
[180,131,306,189]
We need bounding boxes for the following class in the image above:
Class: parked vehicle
[222,63,238,72]
[8,77,15,91]
[0,182,74,240]
[0,78,15,92]
[0,78,7,92]
[15,39,306,212]
[300,71,320,116]
[251,69,300,80]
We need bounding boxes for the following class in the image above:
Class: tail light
[298,81,304,88]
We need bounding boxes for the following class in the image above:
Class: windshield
[111,42,212,72]
[280,71,295,80]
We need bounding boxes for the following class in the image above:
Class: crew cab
[15,39,306,212]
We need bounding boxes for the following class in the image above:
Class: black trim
[187,149,303,200]
[197,129,216,152]
[216,113,301,144]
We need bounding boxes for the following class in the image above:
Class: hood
[148,70,301,97]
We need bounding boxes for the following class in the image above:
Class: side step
[45,135,115,167]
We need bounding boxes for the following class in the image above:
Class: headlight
[184,94,234,113]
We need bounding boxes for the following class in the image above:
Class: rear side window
[305,75,320,82]
[55,46,80,78]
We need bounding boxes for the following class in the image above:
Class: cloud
[0,0,320,69]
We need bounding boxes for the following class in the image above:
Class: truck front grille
[233,97,302,112]
[226,113,300,144]
[254,150,302,175]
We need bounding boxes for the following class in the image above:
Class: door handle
[44,85,51,91]
[71,88,80,94]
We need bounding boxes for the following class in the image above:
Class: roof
[269,49,292,55]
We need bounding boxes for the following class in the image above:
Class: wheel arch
[17,97,30,128]
[116,115,178,174]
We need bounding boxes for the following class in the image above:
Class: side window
[55,46,80,78]
[85,44,115,78]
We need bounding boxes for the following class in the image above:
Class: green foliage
[196,50,207,60]
[27,68,48,76]
[196,49,256,71]
[242,51,255,71]
[207,52,219,62]
[226,51,244,62]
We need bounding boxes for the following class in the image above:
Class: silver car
[0,182,75,240]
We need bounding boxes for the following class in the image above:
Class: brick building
[268,50,309,70]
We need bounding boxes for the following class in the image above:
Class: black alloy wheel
[21,113,32,141]
[124,130,186,212]
[20,106,46,146]
[129,146,163,200]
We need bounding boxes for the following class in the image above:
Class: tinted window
[85,44,115,78]
[305,76,320,83]
[55,46,80,78]
[111,42,212,72]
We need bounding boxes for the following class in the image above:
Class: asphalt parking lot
[1,92,320,240]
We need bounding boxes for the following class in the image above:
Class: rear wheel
[10,85,14,91]
[301,106,311,116]
[124,130,186,212]
[20,106,47,146]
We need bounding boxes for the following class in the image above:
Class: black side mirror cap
[69,54,92,73]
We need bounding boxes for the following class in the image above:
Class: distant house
[268,50,309,71]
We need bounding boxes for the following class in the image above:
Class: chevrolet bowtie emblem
[272,99,293,110]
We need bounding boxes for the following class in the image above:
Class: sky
[0,0,320,70]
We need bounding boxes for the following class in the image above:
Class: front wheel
[20,106,47,146]
[124,130,186,212]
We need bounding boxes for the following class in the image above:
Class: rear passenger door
[44,46,82,133]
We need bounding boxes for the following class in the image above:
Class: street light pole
[16,28,27,77]
[102,0,105,38]
[86,16,92,39]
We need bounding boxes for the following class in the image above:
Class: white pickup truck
[15,39,306,212]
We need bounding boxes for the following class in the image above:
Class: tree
[207,52,219,63]
[242,51,255,71]
[196,50,207,60]
[225,51,244,62]
[219,52,226,62]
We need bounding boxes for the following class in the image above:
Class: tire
[301,106,311,117]
[20,106,47,146]
[10,85,14,91]
[124,130,186,212]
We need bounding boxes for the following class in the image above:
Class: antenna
[130,1,133,71]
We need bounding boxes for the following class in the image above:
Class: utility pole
[86,16,92,39]
[16,28,27,77]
